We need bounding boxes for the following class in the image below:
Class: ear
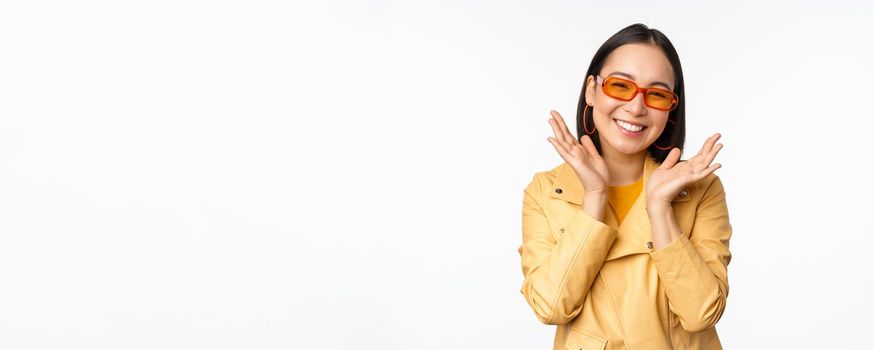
[584,75,596,105]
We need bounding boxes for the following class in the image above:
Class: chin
[603,135,649,154]
[615,146,647,155]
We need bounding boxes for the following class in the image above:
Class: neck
[601,142,646,186]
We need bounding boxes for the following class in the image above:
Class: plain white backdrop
[1,0,873,349]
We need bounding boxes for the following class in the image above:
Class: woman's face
[585,43,676,156]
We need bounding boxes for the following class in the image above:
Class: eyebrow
[606,71,673,91]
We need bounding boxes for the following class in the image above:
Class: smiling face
[584,43,676,157]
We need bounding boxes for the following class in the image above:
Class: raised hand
[546,110,610,195]
[646,133,724,206]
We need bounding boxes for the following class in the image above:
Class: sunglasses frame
[596,74,679,111]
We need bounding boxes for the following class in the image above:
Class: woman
[518,23,732,349]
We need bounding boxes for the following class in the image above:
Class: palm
[546,110,609,193]
[647,133,724,204]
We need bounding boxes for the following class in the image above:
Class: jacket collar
[549,152,670,205]
[547,153,691,260]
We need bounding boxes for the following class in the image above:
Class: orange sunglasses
[596,75,679,111]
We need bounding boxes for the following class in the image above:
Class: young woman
[518,24,732,349]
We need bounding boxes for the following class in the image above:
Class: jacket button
[555,188,563,194]
[646,241,654,249]
[560,228,565,233]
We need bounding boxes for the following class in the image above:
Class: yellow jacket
[518,153,732,349]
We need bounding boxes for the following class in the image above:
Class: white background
[1,1,872,349]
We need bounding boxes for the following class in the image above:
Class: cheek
[649,113,671,135]
[592,97,623,125]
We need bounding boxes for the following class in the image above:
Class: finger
[660,147,682,169]
[698,163,722,178]
[580,135,600,159]
[695,134,714,157]
[549,120,575,153]
[548,117,569,145]
[547,136,570,160]
[699,133,721,157]
[703,143,723,166]
[550,110,577,145]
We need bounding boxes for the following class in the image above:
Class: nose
[623,91,647,117]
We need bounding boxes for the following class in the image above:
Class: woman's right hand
[546,110,610,195]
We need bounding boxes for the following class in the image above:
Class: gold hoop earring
[653,119,677,150]
[583,104,596,135]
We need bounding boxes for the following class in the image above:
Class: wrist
[584,190,606,200]
[582,191,607,222]
[584,192,607,207]
[646,199,672,212]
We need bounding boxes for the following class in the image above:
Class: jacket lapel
[547,153,691,261]
[605,154,658,260]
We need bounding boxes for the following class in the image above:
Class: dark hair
[576,23,685,163]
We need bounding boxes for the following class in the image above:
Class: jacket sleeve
[518,174,618,325]
[649,175,732,333]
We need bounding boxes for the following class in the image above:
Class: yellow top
[607,176,643,224]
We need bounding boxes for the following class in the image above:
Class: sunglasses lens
[645,89,676,110]
[601,76,677,110]
[603,78,637,100]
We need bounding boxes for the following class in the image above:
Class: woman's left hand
[646,133,724,207]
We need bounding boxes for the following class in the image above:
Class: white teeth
[615,119,644,132]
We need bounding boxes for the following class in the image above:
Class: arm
[518,175,617,325]
[647,176,732,332]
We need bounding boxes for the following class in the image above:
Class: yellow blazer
[518,153,732,349]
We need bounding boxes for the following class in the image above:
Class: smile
[613,118,646,135]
